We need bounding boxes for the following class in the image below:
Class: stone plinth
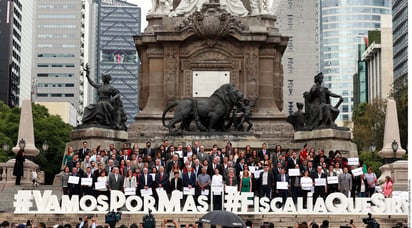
[293,129,358,157]
[378,160,408,191]
[0,159,44,191]
[69,127,128,151]
[54,127,128,185]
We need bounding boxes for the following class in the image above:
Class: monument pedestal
[69,127,128,151]
[293,129,358,157]
[53,127,128,185]
[0,159,44,191]
[378,160,408,191]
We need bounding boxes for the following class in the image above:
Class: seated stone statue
[81,64,127,131]
[303,72,343,129]
[149,0,173,15]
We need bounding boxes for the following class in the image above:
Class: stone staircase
[0,213,407,228]
[0,185,62,212]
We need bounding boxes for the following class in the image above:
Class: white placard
[81,178,93,186]
[348,157,359,166]
[201,189,209,195]
[315,178,326,186]
[95,181,106,190]
[150,173,156,181]
[288,168,301,176]
[183,187,195,195]
[301,178,313,188]
[212,184,224,193]
[225,185,238,193]
[124,187,136,196]
[192,71,230,97]
[276,181,288,190]
[327,176,338,184]
[173,190,184,199]
[68,176,80,184]
[140,188,153,196]
[156,187,166,195]
[184,156,188,164]
[254,170,263,179]
[351,167,363,176]
[176,151,183,158]
[249,166,256,172]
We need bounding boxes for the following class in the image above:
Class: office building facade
[272,0,320,115]
[392,0,407,80]
[32,0,86,118]
[92,0,141,126]
[320,0,391,123]
[361,15,393,103]
[0,0,23,106]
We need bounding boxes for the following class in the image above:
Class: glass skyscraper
[320,0,391,122]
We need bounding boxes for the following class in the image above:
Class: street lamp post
[18,139,26,151]
[370,144,376,158]
[42,140,49,152]
[391,140,398,162]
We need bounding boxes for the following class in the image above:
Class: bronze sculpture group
[162,84,257,133]
[288,72,344,130]
[80,64,127,131]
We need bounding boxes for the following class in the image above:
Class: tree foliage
[352,100,386,152]
[358,151,383,177]
[0,101,72,184]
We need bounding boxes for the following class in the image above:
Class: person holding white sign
[300,170,312,209]
[170,171,183,192]
[338,167,352,197]
[68,167,82,197]
[225,168,238,191]
[197,167,210,198]
[276,168,289,206]
[123,169,137,195]
[326,165,338,194]
[95,170,109,197]
[311,166,327,204]
[211,168,223,210]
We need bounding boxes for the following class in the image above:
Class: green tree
[0,102,72,184]
[352,100,386,152]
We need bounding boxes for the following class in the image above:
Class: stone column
[11,100,39,156]
[378,99,406,159]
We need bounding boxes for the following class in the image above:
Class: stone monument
[288,73,357,157]
[377,99,407,190]
[129,0,294,148]
[1,100,44,189]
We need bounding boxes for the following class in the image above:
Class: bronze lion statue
[162,83,244,132]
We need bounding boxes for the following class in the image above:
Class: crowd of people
[61,140,393,209]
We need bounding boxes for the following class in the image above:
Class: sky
[127,0,152,32]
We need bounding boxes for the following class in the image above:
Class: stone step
[0,213,406,228]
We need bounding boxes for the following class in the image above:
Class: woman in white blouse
[333,162,343,176]
[211,168,223,210]
[300,170,312,209]
[123,169,137,195]
[95,170,109,197]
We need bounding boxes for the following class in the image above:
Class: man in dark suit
[258,143,270,161]
[155,166,169,192]
[259,165,275,199]
[108,167,123,191]
[182,166,197,189]
[139,167,153,190]
[82,167,94,196]
[287,151,301,172]
[142,141,155,159]
[68,167,82,197]
[311,165,328,204]
[235,158,246,178]
[276,168,289,205]
[169,171,183,192]
[78,141,90,161]
[207,157,222,177]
